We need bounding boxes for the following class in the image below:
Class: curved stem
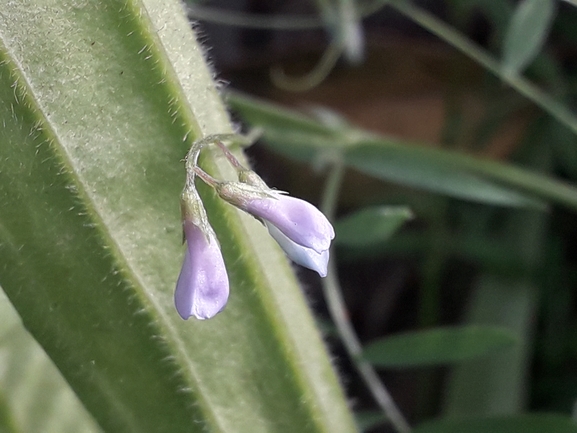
[184,133,238,174]
[321,161,411,433]
[270,40,344,92]
[184,132,256,185]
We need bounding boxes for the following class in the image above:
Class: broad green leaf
[362,326,518,368]
[414,414,577,433]
[0,290,101,433]
[0,2,356,433]
[502,0,556,76]
[335,206,413,247]
[228,92,577,212]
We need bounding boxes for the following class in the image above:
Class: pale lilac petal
[265,222,329,277]
[174,221,229,320]
[246,195,335,253]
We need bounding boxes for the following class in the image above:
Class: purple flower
[218,184,335,276]
[193,156,335,277]
[244,193,335,254]
[174,219,229,320]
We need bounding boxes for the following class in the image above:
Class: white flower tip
[266,222,330,278]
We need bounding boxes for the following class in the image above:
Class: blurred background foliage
[2,0,577,432]
[188,0,577,431]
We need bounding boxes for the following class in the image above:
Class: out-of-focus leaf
[354,410,387,432]
[502,0,556,76]
[335,206,413,247]
[344,140,544,208]
[228,92,577,212]
[362,326,518,368]
[452,0,514,41]
[0,2,356,433]
[328,0,365,64]
[444,132,548,417]
[0,290,101,433]
[414,414,577,433]
[443,276,538,416]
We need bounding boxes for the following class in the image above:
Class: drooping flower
[174,189,229,320]
[193,159,335,277]
[230,187,334,276]
[226,184,334,276]
[242,192,334,254]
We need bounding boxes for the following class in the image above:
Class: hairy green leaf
[0,2,355,432]
[0,290,101,433]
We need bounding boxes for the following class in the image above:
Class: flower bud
[214,181,335,276]
[175,187,229,320]
[243,193,334,254]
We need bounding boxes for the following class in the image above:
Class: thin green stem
[320,159,345,221]
[321,161,411,433]
[182,133,251,230]
[388,0,577,136]
[184,132,257,186]
[184,133,239,174]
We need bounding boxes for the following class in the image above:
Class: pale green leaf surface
[0,2,356,433]
[502,0,556,76]
[228,92,577,211]
[0,290,102,433]
[362,326,518,368]
[334,206,413,247]
[414,414,577,433]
